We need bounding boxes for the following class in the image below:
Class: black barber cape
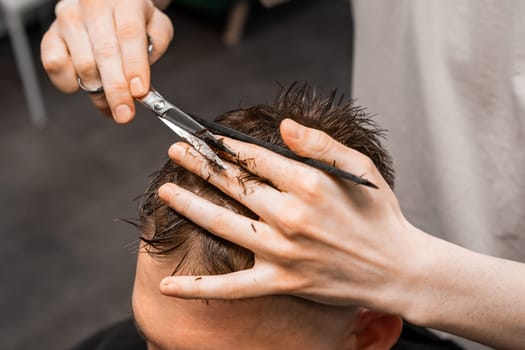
[71,318,463,350]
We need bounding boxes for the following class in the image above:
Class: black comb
[190,115,378,189]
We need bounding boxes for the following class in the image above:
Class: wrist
[360,221,437,320]
[398,232,477,328]
[398,230,445,324]
[385,225,441,320]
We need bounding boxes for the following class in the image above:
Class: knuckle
[308,130,333,156]
[60,81,80,94]
[104,81,130,95]
[209,211,228,230]
[41,51,68,75]
[54,1,63,15]
[40,29,53,50]
[56,3,80,23]
[279,207,307,234]
[273,240,297,262]
[278,275,309,294]
[94,40,118,60]
[118,21,142,41]
[297,173,326,198]
[150,14,174,50]
[54,0,67,16]
[359,154,376,173]
[123,56,147,74]
[163,15,175,42]
[176,195,193,214]
[75,60,98,78]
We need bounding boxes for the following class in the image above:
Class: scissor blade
[163,105,208,135]
[158,116,228,170]
[137,89,232,169]
[163,108,236,157]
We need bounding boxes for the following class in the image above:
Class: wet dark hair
[137,83,394,276]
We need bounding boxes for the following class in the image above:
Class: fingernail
[161,277,173,287]
[282,119,304,140]
[114,104,132,123]
[158,183,174,200]
[160,278,176,292]
[130,77,145,96]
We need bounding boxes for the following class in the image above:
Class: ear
[352,309,403,350]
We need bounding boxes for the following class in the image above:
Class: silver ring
[77,77,104,94]
[147,34,153,57]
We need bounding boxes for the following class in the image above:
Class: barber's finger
[56,4,102,92]
[114,0,154,97]
[145,8,174,64]
[158,183,275,254]
[280,119,377,180]
[220,136,328,193]
[168,142,288,220]
[160,266,277,299]
[89,93,111,117]
[81,1,135,123]
[41,23,78,94]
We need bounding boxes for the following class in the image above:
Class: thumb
[280,118,351,160]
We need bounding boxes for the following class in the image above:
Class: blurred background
[0,0,353,349]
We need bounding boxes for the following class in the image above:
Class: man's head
[132,84,401,350]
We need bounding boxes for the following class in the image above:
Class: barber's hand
[157,119,431,315]
[41,0,174,123]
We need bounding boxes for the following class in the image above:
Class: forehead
[131,249,355,349]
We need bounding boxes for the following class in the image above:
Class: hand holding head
[132,86,404,348]
[155,85,425,319]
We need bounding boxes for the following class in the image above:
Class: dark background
[0,1,353,349]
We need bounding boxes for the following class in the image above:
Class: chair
[0,0,51,128]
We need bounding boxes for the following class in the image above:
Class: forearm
[153,0,172,10]
[402,232,525,349]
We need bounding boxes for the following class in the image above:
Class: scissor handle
[136,89,174,116]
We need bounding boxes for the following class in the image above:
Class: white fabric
[352,0,525,260]
[352,2,525,347]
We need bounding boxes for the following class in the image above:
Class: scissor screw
[154,100,166,111]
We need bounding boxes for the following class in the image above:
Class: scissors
[136,89,378,189]
[137,89,233,170]
[77,35,377,187]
